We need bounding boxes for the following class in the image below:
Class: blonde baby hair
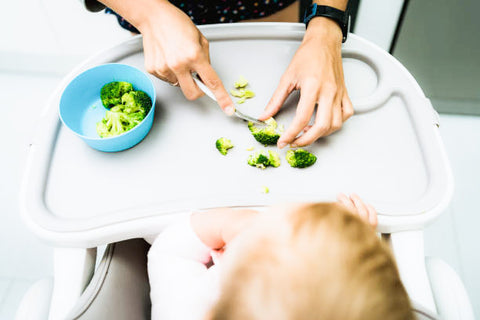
[210,202,413,320]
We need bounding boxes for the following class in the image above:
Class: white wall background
[0,0,132,75]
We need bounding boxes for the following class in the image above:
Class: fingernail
[225,106,235,116]
[278,141,287,149]
[290,143,298,148]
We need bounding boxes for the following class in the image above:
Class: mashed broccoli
[230,76,255,103]
[234,75,249,89]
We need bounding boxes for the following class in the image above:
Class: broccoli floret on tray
[234,75,249,89]
[247,151,270,169]
[216,137,234,155]
[268,150,281,168]
[230,76,255,103]
[247,149,281,169]
[286,149,317,168]
[100,81,133,108]
[248,118,281,145]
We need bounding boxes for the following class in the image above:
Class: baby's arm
[191,208,259,249]
[148,215,214,320]
[337,193,378,227]
[148,209,258,320]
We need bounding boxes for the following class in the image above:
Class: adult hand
[337,193,378,228]
[104,0,235,115]
[259,17,354,148]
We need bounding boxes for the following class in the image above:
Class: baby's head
[210,202,413,320]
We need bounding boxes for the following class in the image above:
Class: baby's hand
[336,193,378,228]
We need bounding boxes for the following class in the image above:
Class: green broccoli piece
[248,117,281,145]
[243,89,255,98]
[230,89,245,98]
[96,109,144,138]
[100,81,133,108]
[286,149,317,168]
[231,76,255,104]
[110,105,123,112]
[268,150,281,168]
[96,120,110,138]
[247,149,280,169]
[121,90,152,114]
[96,82,152,138]
[216,137,234,155]
[247,150,270,169]
[230,88,255,99]
[237,97,246,104]
[234,76,248,88]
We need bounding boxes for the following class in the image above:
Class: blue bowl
[59,63,156,152]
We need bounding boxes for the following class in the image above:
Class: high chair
[16,23,475,320]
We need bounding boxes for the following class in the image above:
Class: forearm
[96,0,172,31]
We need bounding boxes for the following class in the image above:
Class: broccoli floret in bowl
[96,88,153,139]
[248,118,281,145]
[100,81,133,108]
[286,149,317,168]
[121,90,152,114]
[59,63,156,152]
[216,137,234,155]
[95,80,153,139]
[96,107,145,138]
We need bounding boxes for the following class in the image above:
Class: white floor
[0,72,479,319]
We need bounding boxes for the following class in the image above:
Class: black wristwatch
[303,3,350,43]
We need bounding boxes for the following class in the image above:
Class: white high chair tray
[20,23,453,247]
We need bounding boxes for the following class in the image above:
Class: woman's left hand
[259,17,354,148]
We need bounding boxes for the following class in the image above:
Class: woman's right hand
[115,0,235,115]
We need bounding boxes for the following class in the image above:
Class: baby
[148,194,413,320]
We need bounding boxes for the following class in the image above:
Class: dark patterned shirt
[106,0,298,33]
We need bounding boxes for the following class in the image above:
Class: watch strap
[303,4,349,43]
